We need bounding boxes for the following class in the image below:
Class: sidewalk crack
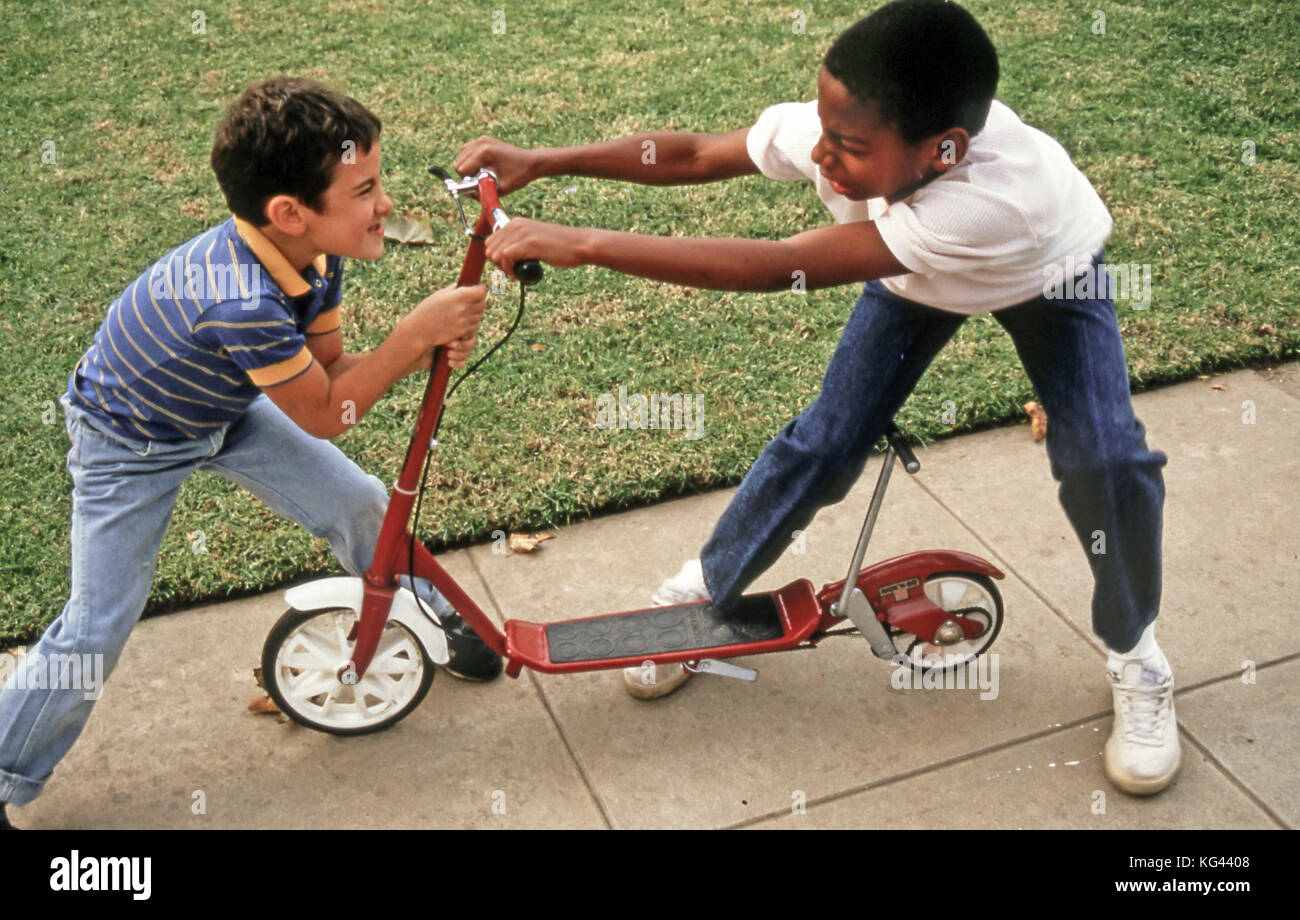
[464,549,617,829]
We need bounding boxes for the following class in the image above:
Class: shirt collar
[232,217,328,298]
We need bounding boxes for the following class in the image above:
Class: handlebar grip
[884,424,920,474]
[515,259,543,286]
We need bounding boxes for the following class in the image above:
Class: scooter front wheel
[889,571,1004,673]
[261,607,434,735]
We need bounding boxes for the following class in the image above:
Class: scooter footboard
[505,578,822,674]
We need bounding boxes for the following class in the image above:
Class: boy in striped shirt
[0,78,499,827]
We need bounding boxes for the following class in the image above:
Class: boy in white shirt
[458,0,1179,795]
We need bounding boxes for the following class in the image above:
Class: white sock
[1107,623,1169,675]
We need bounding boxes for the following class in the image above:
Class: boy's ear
[926,127,971,174]
[263,194,310,237]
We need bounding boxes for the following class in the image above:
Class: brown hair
[210,77,382,224]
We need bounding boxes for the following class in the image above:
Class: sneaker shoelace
[1113,664,1173,745]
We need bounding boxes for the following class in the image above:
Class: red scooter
[260,167,1006,734]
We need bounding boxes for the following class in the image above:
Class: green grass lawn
[1,0,1296,643]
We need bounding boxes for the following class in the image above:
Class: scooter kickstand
[683,659,759,682]
[838,587,898,661]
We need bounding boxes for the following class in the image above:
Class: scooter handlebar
[429,165,543,285]
[471,171,543,286]
[884,424,920,474]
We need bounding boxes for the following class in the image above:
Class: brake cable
[405,277,529,626]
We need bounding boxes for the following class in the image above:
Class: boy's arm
[260,285,486,439]
[485,218,908,293]
[307,327,477,381]
[455,129,759,193]
[305,325,344,369]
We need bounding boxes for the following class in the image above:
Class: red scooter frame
[262,169,1007,734]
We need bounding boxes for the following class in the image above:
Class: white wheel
[261,607,434,735]
[889,572,1003,672]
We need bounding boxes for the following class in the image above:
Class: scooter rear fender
[817,550,1005,612]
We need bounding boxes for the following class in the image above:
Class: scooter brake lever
[429,164,483,235]
[428,164,498,197]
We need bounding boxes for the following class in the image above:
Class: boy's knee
[305,471,387,556]
[781,400,881,458]
[362,473,387,512]
[324,475,389,577]
[1047,418,1163,481]
[772,421,876,505]
[329,470,387,511]
[351,473,389,539]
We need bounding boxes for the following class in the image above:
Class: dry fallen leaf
[383,213,436,245]
[509,531,557,553]
[1024,401,1048,441]
[252,666,265,690]
[248,694,280,714]
[1210,383,1227,391]
[530,343,547,352]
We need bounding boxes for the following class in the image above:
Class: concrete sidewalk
[6,365,1297,829]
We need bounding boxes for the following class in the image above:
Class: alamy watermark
[149,259,262,310]
[0,650,105,701]
[890,652,999,700]
[49,850,151,900]
[595,385,703,440]
[1043,255,1151,309]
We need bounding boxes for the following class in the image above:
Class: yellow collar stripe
[232,217,329,298]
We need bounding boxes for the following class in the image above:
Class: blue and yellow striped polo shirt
[67,217,343,441]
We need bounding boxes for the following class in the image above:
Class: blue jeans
[701,272,1166,654]
[0,394,437,807]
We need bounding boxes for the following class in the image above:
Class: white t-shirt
[745,99,1113,312]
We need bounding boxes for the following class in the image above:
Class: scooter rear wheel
[261,607,434,735]
[889,571,1003,672]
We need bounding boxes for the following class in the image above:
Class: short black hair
[824,0,999,144]
[211,77,382,225]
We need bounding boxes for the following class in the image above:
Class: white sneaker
[651,559,708,606]
[623,560,708,700]
[1104,655,1182,795]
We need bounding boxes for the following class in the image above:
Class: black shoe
[0,803,15,830]
[440,611,503,681]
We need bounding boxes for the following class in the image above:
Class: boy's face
[811,67,936,203]
[299,141,393,260]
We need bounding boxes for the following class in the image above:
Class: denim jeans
[701,270,1166,655]
[0,394,434,806]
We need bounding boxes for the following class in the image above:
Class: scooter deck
[503,579,824,674]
